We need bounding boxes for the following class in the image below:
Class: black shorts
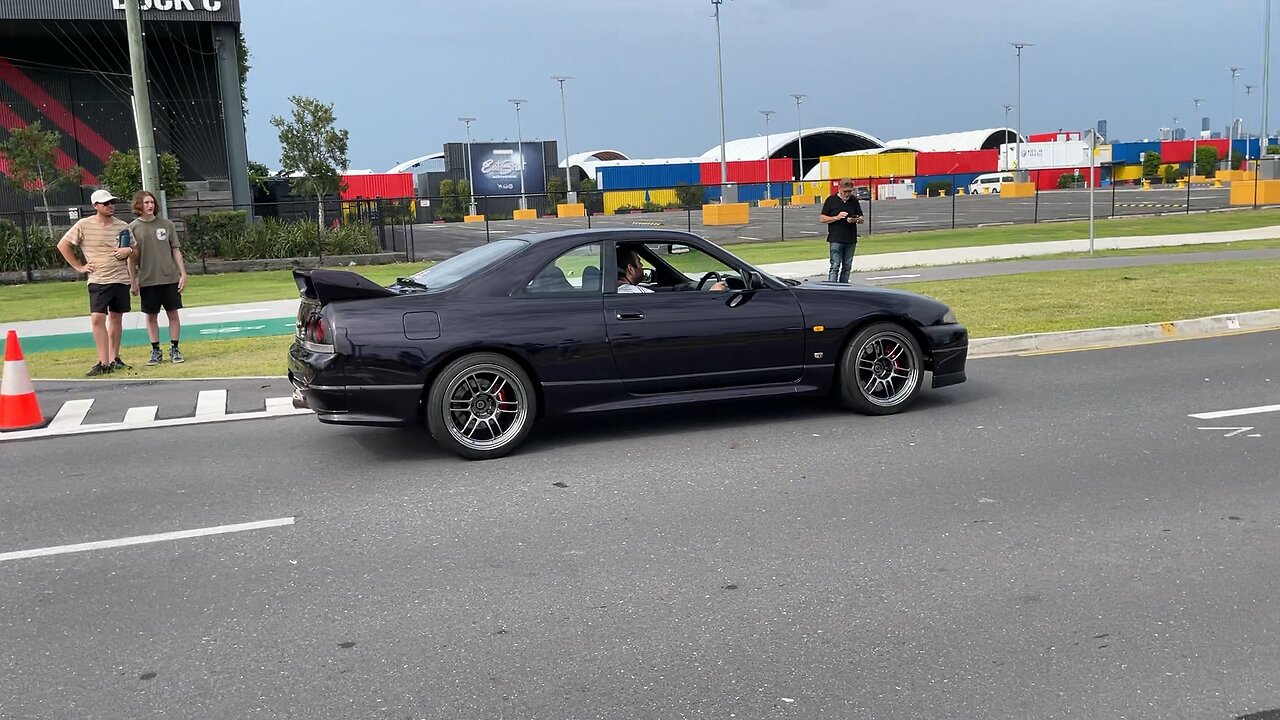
[139,283,183,314]
[87,283,130,314]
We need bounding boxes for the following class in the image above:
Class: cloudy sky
[241,0,1274,172]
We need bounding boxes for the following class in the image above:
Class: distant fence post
[950,175,956,229]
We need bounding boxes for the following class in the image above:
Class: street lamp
[760,110,775,200]
[1010,42,1033,179]
[1002,104,1013,165]
[1228,66,1242,170]
[458,116,477,216]
[1171,116,1179,141]
[1192,97,1203,180]
[1264,0,1273,156]
[711,0,735,203]
[1245,83,1257,164]
[551,75,575,203]
[507,98,527,210]
[790,93,806,186]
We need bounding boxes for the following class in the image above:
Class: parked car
[852,186,871,201]
[967,172,1016,195]
[289,229,969,460]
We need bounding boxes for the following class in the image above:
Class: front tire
[426,352,537,460]
[838,322,923,415]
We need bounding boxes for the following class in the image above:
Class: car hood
[788,279,954,323]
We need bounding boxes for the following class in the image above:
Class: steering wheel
[697,271,725,291]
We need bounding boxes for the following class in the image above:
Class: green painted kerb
[15,317,297,354]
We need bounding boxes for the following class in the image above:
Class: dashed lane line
[0,516,296,563]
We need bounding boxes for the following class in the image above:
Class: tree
[674,183,705,208]
[100,149,187,202]
[546,175,566,208]
[1141,150,1162,180]
[271,95,350,232]
[456,178,472,216]
[0,121,82,235]
[439,179,463,222]
[247,160,271,195]
[1194,146,1219,178]
[237,31,251,118]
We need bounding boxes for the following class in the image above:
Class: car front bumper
[924,323,968,388]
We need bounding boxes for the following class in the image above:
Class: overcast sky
[241,0,1274,172]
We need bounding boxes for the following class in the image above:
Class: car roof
[505,227,703,246]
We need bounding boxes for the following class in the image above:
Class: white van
[968,172,1016,195]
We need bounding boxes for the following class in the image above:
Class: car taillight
[310,316,327,344]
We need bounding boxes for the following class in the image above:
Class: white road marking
[1189,404,1280,420]
[1197,426,1256,437]
[48,399,93,430]
[195,389,227,418]
[0,397,310,443]
[123,406,157,424]
[866,273,923,281]
[799,231,820,235]
[0,516,295,563]
[185,309,262,318]
[737,236,763,241]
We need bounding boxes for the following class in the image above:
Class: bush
[1056,173,1084,189]
[185,211,247,258]
[0,219,61,272]
[1142,151,1162,179]
[1195,146,1219,178]
[924,181,952,197]
[1161,164,1181,183]
[674,183,705,208]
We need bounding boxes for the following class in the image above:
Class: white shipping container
[999,140,1091,170]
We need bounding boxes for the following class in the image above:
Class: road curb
[970,309,1280,357]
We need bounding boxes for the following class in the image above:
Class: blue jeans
[828,242,856,283]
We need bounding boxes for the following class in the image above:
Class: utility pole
[760,110,775,200]
[1192,97,1203,178]
[123,0,160,208]
[459,117,477,216]
[791,93,806,186]
[712,0,735,203]
[1229,66,1242,170]
[1010,42,1033,180]
[551,75,575,203]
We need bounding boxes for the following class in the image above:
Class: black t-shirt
[821,193,863,244]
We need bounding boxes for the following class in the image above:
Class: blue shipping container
[1110,141,1159,165]
[597,163,701,190]
[704,182,791,202]
[914,173,980,195]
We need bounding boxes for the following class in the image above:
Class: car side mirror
[748,271,767,290]
[642,268,654,283]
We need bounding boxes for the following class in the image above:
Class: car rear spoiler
[293,268,396,304]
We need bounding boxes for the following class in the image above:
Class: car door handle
[615,310,645,321]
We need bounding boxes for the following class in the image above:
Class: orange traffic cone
[1,330,46,431]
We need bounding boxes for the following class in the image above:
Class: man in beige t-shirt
[56,189,136,377]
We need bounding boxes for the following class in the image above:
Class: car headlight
[941,308,957,324]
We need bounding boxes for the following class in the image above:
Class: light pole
[507,98,528,210]
[791,93,806,186]
[458,116,477,216]
[551,75,575,203]
[1245,83,1257,164]
[1010,42,1033,179]
[1192,97,1203,179]
[711,0,735,203]
[1003,104,1013,167]
[760,110,775,200]
[1265,0,1273,156]
[1171,116,1179,141]
[1228,66,1242,170]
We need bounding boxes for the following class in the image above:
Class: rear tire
[838,322,923,415]
[426,352,537,460]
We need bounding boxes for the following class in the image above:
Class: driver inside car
[616,246,726,293]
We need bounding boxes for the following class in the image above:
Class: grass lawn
[888,258,1280,337]
[20,258,1280,379]
[0,261,434,323]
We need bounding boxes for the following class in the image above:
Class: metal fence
[1,173,1272,279]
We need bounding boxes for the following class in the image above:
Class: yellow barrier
[1002,182,1036,198]
[1230,180,1280,205]
[513,209,538,220]
[757,199,780,208]
[556,203,586,218]
[464,214,486,223]
[789,195,817,206]
[702,203,749,225]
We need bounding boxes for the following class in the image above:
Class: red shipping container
[1029,131,1081,142]
[700,159,793,185]
[1031,167,1100,191]
[1159,139,1228,165]
[915,149,998,176]
[340,172,414,201]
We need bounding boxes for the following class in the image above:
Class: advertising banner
[469,142,546,196]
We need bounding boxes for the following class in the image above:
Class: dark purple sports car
[289,228,967,460]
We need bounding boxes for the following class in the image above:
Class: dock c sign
[112,0,224,11]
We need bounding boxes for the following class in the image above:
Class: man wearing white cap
[56,189,135,377]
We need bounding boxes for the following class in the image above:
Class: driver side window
[643,242,741,288]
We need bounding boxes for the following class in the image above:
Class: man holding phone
[819,178,864,283]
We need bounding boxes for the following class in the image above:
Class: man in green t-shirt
[127,190,188,365]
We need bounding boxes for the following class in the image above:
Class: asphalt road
[2,331,1278,719]
[394,186,1240,260]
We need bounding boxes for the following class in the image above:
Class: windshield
[406,239,527,290]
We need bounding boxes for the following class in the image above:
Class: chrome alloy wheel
[443,364,529,452]
[854,330,921,408]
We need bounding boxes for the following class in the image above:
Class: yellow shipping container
[603,188,680,214]
[1111,165,1143,181]
[820,152,917,180]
